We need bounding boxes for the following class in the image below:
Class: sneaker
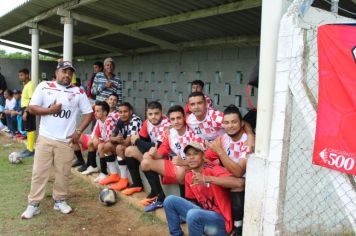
[98,173,120,185]
[20,149,35,158]
[81,166,99,175]
[144,200,163,212]
[94,173,107,183]
[72,160,84,168]
[77,164,88,172]
[53,200,72,214]
[21,204,40,219]
[111,178,129,191]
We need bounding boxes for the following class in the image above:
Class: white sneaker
[21,204,40,219]
[53,200,72,214]
[94,173,107,182]
[81,166,99,175]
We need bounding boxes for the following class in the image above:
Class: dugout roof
[0,0,354,60]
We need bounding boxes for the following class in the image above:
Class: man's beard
[227,129,242,138]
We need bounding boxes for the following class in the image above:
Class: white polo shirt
[30,81,93,142]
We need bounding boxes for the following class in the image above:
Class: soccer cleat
[77,164,88,172]
[94,173,107,183]
[53,200,72,214]
[121,186,143,195]
[139,196,158,206]
[143,200,164,212]
[81,166,99,175]
[72,160,84,168]
[20,149,35,158]
[21,204,40,219]
[98,174,120,185]
[111,178,129,191]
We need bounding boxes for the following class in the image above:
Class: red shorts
[81,134,91,150]
[161,159,178,185]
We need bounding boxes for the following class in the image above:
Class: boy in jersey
[80,101,113,175]
[184,80,214,114]
[97,102,142,189]
[123,101,170,212]
[163,142,245,236]
[21,61,93,219]
[140,105,206,196]
[206,105,251,236]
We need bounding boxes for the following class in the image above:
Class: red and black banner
[313,24,356,175]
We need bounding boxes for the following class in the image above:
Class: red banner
[313,24,356,175]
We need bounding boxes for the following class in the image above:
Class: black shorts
[135,139,162,154]
[23,110,36,132]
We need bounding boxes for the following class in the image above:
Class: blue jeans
[163,195,227,236]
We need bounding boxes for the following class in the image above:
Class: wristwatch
[75,129,82,135]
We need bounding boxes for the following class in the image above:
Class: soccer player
[123,101,170,211]
[184,80,214,114]
[163,142,245,235]
[140,105,206,196]
[21,61,93,219]
[80,101,112,175]
[206,105,251,235]
[97,102,142,189]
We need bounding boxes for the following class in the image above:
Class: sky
[0,0,29,53]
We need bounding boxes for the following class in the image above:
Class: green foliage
[0,50,55,61]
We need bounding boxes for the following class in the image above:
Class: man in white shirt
[21,61,93,219]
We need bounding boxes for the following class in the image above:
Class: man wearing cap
[91,57,122,104]
[163,142,245,236]
[18,68,36,157]
[21,61,93,219]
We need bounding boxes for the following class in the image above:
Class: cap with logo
[57,61,76,71]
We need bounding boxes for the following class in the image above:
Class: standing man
[184,80,214,114]
[87,61,103,100]
[163,142,245,236]
[0,66,7,108]
[21,61,93,219]
[18,68,36,158]
[91,58,122,104]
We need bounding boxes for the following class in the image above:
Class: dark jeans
[6,114,17,134]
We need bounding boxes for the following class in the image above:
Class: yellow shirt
[21,80,35,108]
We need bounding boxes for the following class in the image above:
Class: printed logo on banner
[318,148,355,172]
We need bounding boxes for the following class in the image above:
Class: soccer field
[0,133,168,236]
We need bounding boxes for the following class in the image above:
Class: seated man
[75,93,119,173]
[97,102,142,189]
[184,80,214,114]
[206,105,252,235]
[123,101,170,212]
[79,101,111,175]
[163,142,245,236]
[141,105,206,197]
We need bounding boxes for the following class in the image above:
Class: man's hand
[67,132,81,144]
[148,143,158,157]
[172,155,187,166]
[191,171,205,186]
[130,134,139,144]
[11,111,19,116]
[244,134,255,153]
[105,81,113,88]
[207,138,224,156]
[48,100,62,114]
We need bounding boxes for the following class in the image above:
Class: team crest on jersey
[67,93,76,102]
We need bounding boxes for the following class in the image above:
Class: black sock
[87,151,97,168]
[144,170,165,200]
[179,184,185,198]
[126,157,142,187]
[74,150,84,163]
[118,159,126,165]
[230,191,245,232]
[99,157,108,175]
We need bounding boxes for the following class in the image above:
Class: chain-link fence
[280,11,356,236]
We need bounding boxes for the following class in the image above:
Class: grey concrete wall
[76,46,259,118]
[0,58,57,90]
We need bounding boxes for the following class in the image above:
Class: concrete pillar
[29,28,39,85]
[62,16,73,62]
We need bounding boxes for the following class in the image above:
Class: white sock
[119,165,128,178]
[107,161,117,174]
[117,156,123,161]
[234,220,243,228]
